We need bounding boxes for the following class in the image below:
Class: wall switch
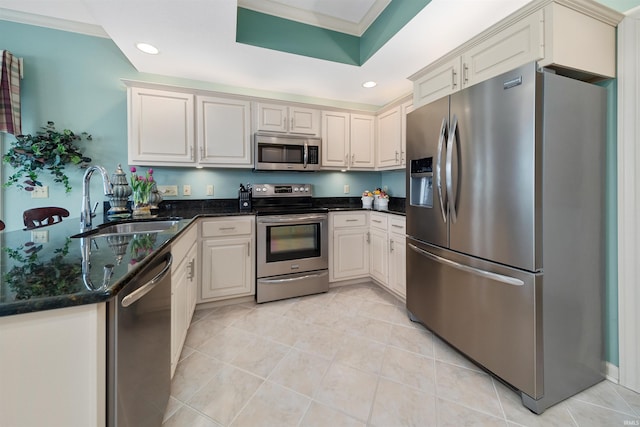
[183,185,191,196]
[158,185,178,196]
[31,230,49,243]
[31,186,49,198]
[206,185,214,196]
[343,184,350,194]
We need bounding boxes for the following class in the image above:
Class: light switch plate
[31,230,49,243]
[343,184,350,194]
[206,185,214,196]
[183,185,191,196]
[31,186,49,198]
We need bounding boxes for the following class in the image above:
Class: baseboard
[606,362,619,384]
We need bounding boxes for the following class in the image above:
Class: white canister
[361,196,373,209]
[377,197,389,210]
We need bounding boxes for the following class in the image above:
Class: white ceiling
[0,0,533,107]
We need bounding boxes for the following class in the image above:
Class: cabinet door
[197,96,252,167]
[290,107,320,136]
[255,102,288,133]
[369,228,388,285]
[388,234,406,299]
[171,257,189,377]
[201,237,253,300]
[377,106,402,169]
[129,87,195,165]
[413,57,461,108]
[332,228,370,280]
[400,101,415,167]
[186,242,198,322]
[461,10,543,89]
[350,114,375,169]
[322,111,349,168]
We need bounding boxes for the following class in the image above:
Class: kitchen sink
[71,219,180,238]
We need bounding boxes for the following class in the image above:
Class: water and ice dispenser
[410,157,433,208]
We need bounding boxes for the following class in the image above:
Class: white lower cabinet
[369,212,389,284]
[171,223,198,377]
[388,216,407,299]
[200,216,255,301]
[330,212,370,281]
[330,211,406,298]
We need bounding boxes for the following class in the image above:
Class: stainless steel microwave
[254,132,321,171]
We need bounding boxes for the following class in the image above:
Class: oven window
[266,223,320,262]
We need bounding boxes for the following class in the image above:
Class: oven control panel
[252,184,312,197]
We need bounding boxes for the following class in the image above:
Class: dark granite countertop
[0,197,404,317]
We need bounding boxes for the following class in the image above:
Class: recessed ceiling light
[136,42,159,55]
[362,81,377,88]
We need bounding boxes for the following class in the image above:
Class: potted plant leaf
[2,121,93,193]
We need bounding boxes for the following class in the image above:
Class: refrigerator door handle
[436,117,448,223]
[446,115,458,223]
[408,243,524,287]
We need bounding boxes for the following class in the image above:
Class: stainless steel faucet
[81,165,114,232]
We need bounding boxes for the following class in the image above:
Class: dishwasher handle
[122,253,173,308]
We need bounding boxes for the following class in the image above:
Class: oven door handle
[257,214,327,223]
[259,270,328,284]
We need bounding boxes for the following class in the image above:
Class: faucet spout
[81,165,114,232]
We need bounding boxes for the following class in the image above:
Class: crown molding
[237,0,390,36]
[0,8,108,38]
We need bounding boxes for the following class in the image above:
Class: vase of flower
[130,166,154,217]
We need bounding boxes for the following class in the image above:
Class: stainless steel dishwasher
[107,247,173,427]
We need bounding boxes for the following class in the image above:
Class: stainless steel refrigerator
[405,62,606,414]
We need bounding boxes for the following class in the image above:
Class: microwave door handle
[437,117,448,223]
[303,143,308,169]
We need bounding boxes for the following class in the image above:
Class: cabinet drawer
[201,217,253,237]
[389,216,406,235]
[370,212,388,231]
[333,212,368,228]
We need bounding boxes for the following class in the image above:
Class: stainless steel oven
[254,184,328,303]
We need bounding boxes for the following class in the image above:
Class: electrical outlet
[183,185,191,196]
[31,230,49,243]
[206,185,214,196]
[343,184,350,194]
[157,185,178,196]
[31,186,49,198]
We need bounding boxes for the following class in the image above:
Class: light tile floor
[163,282,640,427]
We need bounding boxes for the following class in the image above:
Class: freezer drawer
[406,237,542,398]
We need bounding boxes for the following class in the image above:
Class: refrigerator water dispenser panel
[410,157,433,208]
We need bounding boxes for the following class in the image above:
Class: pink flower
[148,168,153,175]
[130,166,136,173]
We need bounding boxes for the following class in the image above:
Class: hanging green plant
[2,121,93,193]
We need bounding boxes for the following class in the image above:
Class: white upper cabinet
[349,114,375,169]
[413,57,461,109]
[409,0,622,107]
[400,100,415,167]
[460,10,544,89]
[376,106,402,169]
[126,82,253,168]
[254,102,320,136]
[196,95,252,167]
[321,111,349,168]
[128,86,195,165]
[322,111,375,170]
